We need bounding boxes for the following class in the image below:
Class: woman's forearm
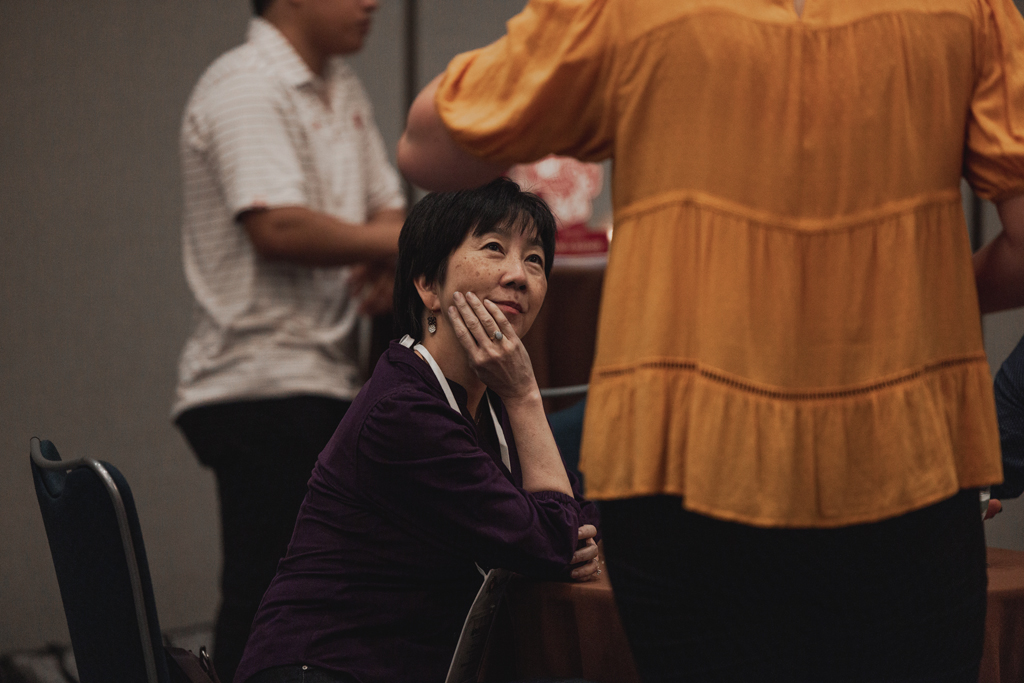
[443,291,573,495]
[503,391,573,496]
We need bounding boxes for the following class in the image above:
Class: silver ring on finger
[493,330,503,342]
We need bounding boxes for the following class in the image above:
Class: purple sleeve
[355,388,582,577]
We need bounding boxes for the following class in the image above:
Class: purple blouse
[235,341,600,683]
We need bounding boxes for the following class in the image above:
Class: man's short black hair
[252,0,274,16]
[394,177,557,341]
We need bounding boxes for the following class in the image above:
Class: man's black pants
[177,396,350,683]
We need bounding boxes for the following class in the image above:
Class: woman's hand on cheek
[448,291,539,401]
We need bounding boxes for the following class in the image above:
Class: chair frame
[30,436,160,683]
[539,383,588,399]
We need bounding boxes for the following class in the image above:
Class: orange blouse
[436,0,1024,527]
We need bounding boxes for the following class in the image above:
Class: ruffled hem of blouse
[578,356,1002,528]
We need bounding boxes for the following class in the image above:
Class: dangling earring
[427,315,437,335]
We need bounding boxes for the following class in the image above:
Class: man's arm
[974,193,1024,313]
[241,206,404,267]
[397,76,508,192]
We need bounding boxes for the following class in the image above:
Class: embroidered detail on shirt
[594,354,987,401]
[614,187,963,234]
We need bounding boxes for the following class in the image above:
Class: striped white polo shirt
[172,18,404,418]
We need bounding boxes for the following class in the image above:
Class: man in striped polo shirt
[171,1,402,679]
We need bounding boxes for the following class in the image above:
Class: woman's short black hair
[252,0,273,16]
[394,177,557,340]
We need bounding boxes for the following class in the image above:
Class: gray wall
[0,0,521,654]
[0,0,408,652]
[2,0,1022,655]
[0,0,249,652]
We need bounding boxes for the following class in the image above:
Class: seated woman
[235,178,601,683]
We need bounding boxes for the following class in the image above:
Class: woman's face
[435,223,549,339]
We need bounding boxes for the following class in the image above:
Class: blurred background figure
[171,0,404,679]
[986,333,1024,519]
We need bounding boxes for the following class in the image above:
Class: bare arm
[974,193,1024,313]
[241,206,404,267]
[397,75,508,192]
[502,389,575,497]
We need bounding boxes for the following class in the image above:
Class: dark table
[482,546,1024,683]
[981,547,1024,683]
[479,551,639,683]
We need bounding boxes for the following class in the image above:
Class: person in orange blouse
[398,0,1024,680]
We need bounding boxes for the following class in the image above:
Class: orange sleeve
[965,0,1024,201]
[435,0,617,166]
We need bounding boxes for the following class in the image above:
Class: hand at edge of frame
[569,524,601,582]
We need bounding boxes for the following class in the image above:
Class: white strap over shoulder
[400,334,459,412]
[399,334,510,470]
[399,335,512,579]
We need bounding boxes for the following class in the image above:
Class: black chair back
[30,437,169,683]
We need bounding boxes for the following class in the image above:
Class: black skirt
[599,489,987,683]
